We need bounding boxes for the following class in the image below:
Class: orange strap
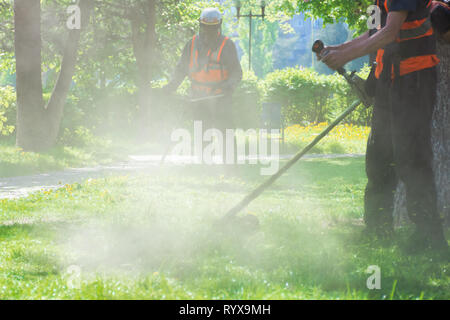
[217,37,229,62]
[401,17,427,30]
[189,35,196,68]
[397,26,433,42]
[375,49,385,79]
[399,54,440,76]
[190,69,229,83]
[375,52,439,79]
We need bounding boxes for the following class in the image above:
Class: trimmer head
[216,214,260,236]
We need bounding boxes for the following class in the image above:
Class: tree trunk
[131,0,157,140]
[394,38,450,227]
[14,0,92,152]
[14,0,46,151]
[432,38,450,226]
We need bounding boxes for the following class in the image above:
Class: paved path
[0,154,363,200]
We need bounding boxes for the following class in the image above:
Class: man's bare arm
[346,11,407,61]
[339,31,371,50]
[317,31,370,60]
[322,11,408,70]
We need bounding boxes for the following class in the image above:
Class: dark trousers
[364,67,442,233]
[190,95,236,163]
[191,96,235,133]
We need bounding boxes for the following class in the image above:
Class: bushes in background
[0,86,16,137]
[259,66,372,127]
[233,71,263,129]
[0,66,372,145]
[262,67,334,125]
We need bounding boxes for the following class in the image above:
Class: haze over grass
[0,158,448,299]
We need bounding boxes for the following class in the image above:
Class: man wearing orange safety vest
[163,8,243,145]
[320,0,448,254]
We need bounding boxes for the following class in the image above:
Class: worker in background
[319,0,448,254]
[163,8,243,164]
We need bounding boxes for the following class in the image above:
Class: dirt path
[0,154,363,200]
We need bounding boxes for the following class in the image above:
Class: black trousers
[190,95,236,163]
[191,95,235,133]
[364,67,442,232]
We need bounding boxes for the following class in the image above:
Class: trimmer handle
[312,40,346,75]
[312,40,325,55]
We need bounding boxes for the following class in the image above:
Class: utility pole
[311,17,315,68]
[235,0,266,71]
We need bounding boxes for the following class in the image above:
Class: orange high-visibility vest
[188,35,230,95]
[375,0,439,79]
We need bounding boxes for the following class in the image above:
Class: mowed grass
[283,123,370,154]
[0,144,117,178]
[0,122,369,178]
[0,157,449,300]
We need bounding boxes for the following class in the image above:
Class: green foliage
[0,86,15,136]
[59,126,111,151]
[260,66,372,126]
[237,18,279,78]
[149,66,372,131]
[262,67,332,124]
[272,0,374,35]
[0,1,14,54]
[55,0,220,138]
[327,64,372,125]
[1,0,374,143]
[233,71,264,129]
[0,143,115,178]
[0,53,15,86]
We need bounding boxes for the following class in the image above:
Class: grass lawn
[283,123,370,154]
[0,143,127,178]
[0,157,448,300]
[0,122,370,178]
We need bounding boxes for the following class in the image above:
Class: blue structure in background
[220,1,368,75]
[273,13,323,70]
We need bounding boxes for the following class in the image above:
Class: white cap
[200,8,222,25]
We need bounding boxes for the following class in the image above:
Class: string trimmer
[218,40,373,227]
[312,40,373,108]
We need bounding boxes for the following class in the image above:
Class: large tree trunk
[394,38,450,227]
[130,0,157,140]
[14,0,92,152]
[432,38,450,226]
[14,0,46,151]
